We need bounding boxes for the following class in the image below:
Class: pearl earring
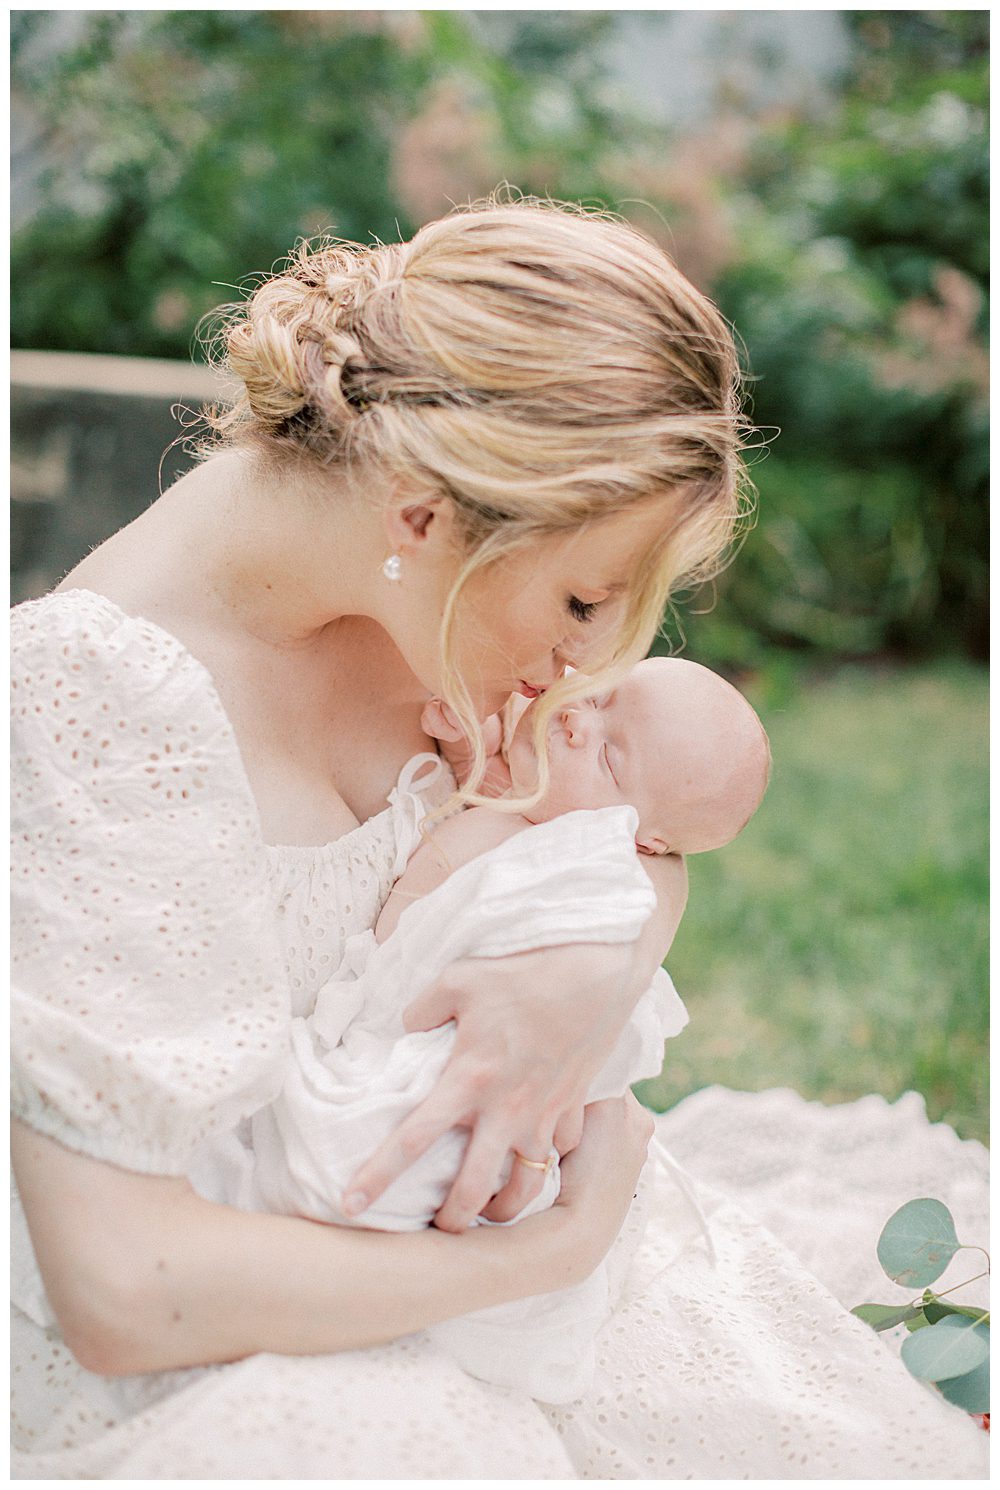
[381,554,403,582]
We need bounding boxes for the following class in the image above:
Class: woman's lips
[516,681,544,698]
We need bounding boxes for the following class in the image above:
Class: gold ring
[513,1150,555,1175]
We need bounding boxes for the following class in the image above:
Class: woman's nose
[549,648,579,681]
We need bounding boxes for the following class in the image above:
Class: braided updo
[203,193,754,807]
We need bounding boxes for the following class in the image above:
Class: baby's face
[507,666,672,854]
[506,657,769,856]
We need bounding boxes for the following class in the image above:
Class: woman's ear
[383,488,455,557]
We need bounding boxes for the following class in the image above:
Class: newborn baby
[199,657,768,1401]
[379,655,770,946]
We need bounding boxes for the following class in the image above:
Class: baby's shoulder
[375,807,525,943]
[410,806,524,882]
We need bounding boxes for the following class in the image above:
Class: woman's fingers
[553,1105,585,1156]
[432,1126,509,1234]
[401,978,457,1035]
[346,1101,554,1230]
[484,1108,583,1223]
[343,1102,455,1216]
[483,1101,585,1223]
[479,1155,547,1223]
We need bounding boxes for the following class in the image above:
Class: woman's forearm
[12,1120,582,1377]
[120,1187,583,1375]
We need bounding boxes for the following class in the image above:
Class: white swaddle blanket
[243,803,688,1402]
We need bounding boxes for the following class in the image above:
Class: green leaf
[877,1198,961,1287]
[851,1302,925,1332]
[904,1312,933,1332]
[922,1297,989,1326]
[935,1330,990,1415]
[900,1315,989,1382]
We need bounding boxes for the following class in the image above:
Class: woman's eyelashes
[567,595,599,623]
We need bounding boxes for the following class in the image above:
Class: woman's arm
[12,1097,651,1377]
[348,851,688,1231]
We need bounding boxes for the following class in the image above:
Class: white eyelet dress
[11,590,989,1480]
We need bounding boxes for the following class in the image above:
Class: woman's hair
[202,191,754,810]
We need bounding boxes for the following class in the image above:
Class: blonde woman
[11,198,987,1479]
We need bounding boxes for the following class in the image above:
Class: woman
[12,198,987,1478]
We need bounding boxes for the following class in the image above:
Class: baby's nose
[560,708,590,745]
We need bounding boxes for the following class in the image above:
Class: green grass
[636,660,988,1144]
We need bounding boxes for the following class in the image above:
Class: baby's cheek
[543,778,588,819]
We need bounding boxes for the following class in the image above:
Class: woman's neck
[60,445,433,719]
[154,448,385,647]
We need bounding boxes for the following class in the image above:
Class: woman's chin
[480,686,522,718]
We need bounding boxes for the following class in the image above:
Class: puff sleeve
[11,591,288,1175]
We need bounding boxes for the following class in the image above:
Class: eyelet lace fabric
[10,590,989,1479]
[264,750,450,1022]
[12,591,287,1173]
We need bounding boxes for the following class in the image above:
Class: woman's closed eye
[568,596,600,623]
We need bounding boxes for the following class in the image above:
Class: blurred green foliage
[685,11,988,668]
[10,10,620,357]
[11,9,987,666]
[11,10,427,355]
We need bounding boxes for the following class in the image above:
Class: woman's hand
[551,1095,655,1274]
[343,940,648,1233]
[346,849,685,1234]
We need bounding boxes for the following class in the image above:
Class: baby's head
[507,657,770,855]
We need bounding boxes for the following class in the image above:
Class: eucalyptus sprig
[852,1198,990,1417]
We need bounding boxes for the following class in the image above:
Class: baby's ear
[636,833,670,857]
